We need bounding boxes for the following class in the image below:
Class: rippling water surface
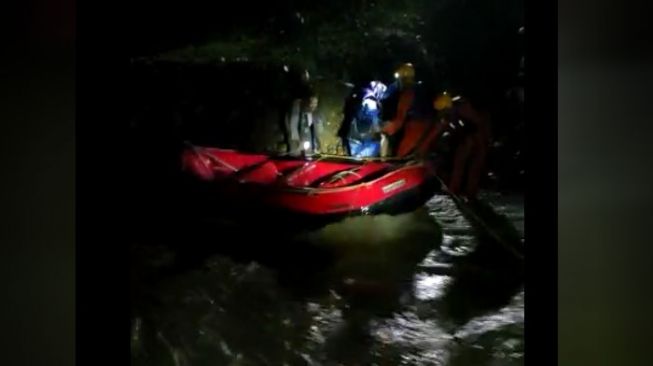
[131,191,524,366]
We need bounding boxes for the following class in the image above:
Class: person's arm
[418,121,446,155]
[382,89,414,135]
[288,99,301,142]
[381,80,400,100]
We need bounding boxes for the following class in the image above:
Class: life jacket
[381,82,431,136]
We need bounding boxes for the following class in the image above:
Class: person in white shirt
[286,94,323,155]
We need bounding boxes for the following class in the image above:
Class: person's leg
[464,139,487,198]
[370,141,381,157]
[365,141,381,158]
[288,136,304,156]
[359,140,381,157]
[380,134,390,157]
[343,137,352,155]
[449,138,473,195]
[349,139,363,157]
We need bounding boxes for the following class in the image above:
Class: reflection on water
[131,192,524,365]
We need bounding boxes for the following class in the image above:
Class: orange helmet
[433,91,453,111]
[393,63,415,85]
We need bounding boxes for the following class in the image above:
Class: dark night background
[119,0,523,105]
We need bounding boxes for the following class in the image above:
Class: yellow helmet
[394,63,415,85]
[433,91,453,111]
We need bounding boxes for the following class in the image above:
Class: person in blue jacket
[342,81,388,157]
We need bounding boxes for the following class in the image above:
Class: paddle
[395,126,525,261]
[435,176,524,261]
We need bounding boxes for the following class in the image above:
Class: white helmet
[365,80,387,100]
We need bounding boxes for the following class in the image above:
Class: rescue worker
[341,81,387,157]
[393,110,446,159]
[434,92,492,199]
[285,93,323,155]
[381,90,451,159]
[380,63,420,157]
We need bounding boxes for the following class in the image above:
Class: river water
[130,191,524,366]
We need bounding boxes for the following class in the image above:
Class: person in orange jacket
[380,63,449,158]
[435,92,492,199]
[380,63,417,156]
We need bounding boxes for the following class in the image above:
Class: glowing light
[452,95,461,101]
[363,99,377,110]
[394,72,400,79]
[303,141,311,150]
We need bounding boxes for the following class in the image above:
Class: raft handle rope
[188,144,238,173]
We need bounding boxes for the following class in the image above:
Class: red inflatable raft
[180,145,441,220]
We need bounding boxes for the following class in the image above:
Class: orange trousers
[448,132,488,198]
